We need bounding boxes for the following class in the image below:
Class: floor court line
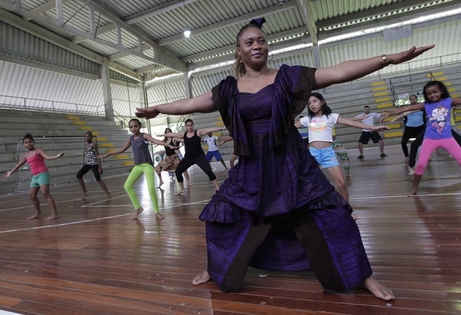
[0,192,127,212]
[0,213,131,234]
[350,191,461,201]
[0,199,212,234]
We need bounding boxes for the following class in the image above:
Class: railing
[112,108,132,131]
[0,94,105,116]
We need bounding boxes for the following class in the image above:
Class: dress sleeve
[278,64,317,118]
[211,76,250,156]
[269,65,316,148]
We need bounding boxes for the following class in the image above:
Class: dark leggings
[409,128,461,167]
[76,164,101,181]
[401,125,426,157]
[175,154,216,183]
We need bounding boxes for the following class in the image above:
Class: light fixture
[183,27,191,38]
[278,0,286,6]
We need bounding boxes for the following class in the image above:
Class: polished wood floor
[1,145,460,315]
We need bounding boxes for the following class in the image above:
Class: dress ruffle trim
[200,190,352,224]
[306,190,353,213]
[199,194,246,223]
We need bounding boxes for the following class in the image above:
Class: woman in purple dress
[136,18,433,300]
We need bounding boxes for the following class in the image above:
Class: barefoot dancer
[158,119,224,195]
[381,81,461,196]
[136,17,433,301]
[76,131,111,199]
[100,119,177,220]
[4,133,64,220]
[295,92,389,202]
[154,127,190,188]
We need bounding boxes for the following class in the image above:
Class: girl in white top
[295,92,388,202]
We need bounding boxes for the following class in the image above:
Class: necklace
[245,68,269,81]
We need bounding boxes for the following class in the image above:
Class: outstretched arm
[38,149,64,160]
[197,126,226,137]
[136,92,215,119]
[3,156,27,178]
[314,45,434,89]
[144,134,178,149]
[158,132,184,138]
[337,116,389,131]
[100,139,131,158]
[218,136,233,147]
[349,114,370,121]
[380,103,424,122]
[387,110,422,123]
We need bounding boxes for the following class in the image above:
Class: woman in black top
[162,119,225,195]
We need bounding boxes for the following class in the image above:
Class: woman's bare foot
[187,181,192,187]
[407,190,417,197]
[46,214,60,221]
[27,214,42,220]
[157,180,164,188]
[155,213,165,220]
[192,270,211,285]
[175,190,184,196]
[82,191,89,200]
[132,207,144,220]
[361,277,395,300]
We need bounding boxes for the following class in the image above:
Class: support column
[312,43,321,69]
[184,71,192,98]
[101,58,114,121]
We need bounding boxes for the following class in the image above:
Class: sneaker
[380,153,388,157]
[357,155,364,159]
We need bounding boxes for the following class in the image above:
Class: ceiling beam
[124,0,201,24]
[23,0,71,21]
[156,2,298,46]
[0,7,103,64]
[0,7,144,81]
[72,0,202,44]
[296,0,318,44]
[73,0,187,73]
[0,0,187,73]
[0,53,100,80]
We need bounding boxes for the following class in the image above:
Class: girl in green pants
[101,119,177,220]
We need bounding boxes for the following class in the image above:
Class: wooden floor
[1,145,461,315]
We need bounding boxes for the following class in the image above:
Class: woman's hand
[135,107,160,119]
[387,45,435,65]
[373,126,390,131]
[380,113,391,123]
[3,171,12,179]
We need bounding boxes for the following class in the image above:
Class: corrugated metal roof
[2,0,457,77]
